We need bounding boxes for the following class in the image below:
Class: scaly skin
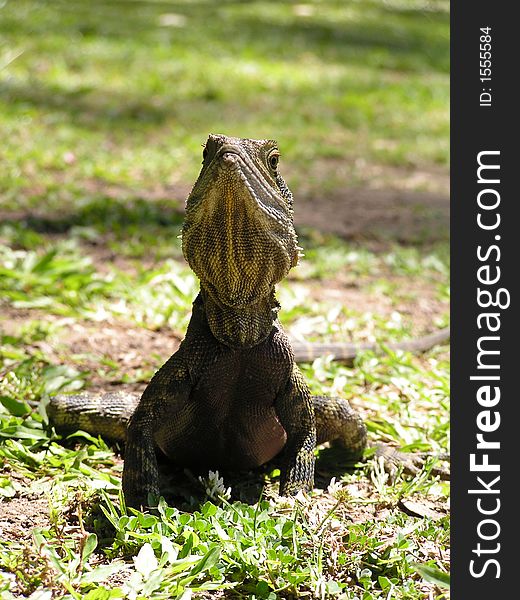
[50,135,447,510]
[122,133,357,509]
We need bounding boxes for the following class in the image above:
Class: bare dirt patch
[0,308,181,394]
[302,274,446,338]
[0,489,49,543]
[59,320,181,392]
[297,187,449,244]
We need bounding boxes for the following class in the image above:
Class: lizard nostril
[221,152,238,164]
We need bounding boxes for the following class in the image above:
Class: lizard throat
[201,287,280,348]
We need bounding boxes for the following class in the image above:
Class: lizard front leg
[313,396,449,480]
[122,356,191,510]
[275,364,316,496]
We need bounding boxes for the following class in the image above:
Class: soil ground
[0,172,450,562]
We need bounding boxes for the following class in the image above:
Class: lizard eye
[268,152,279,171]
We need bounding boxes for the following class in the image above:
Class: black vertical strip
[452,3,514,596]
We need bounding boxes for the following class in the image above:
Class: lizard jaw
[182,135,299,310]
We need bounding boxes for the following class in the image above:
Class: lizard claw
[374,443,450,481]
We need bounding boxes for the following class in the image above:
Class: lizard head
[182,134,300,310]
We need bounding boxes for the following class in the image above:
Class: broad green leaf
[412,563,450,588]
[82,533,98,562]
[188,545,220,578]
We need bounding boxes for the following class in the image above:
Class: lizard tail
[46,391,140,442]
[292,326,450,363]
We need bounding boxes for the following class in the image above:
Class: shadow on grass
[0,80,175,130]
[1,196,185,236]
[0,185,449,249]
[140,447,361,512]
[1,192,449,250]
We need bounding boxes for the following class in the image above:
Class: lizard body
[50,135,449,509]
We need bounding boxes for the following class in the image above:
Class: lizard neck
[199,286,280,348]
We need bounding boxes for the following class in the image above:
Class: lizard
[49,134,450,509]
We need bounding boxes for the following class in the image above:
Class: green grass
[0,333,450,599]
[1,0,449,212]
[0,228,450,597]
[0,221,448,336]
[0,1,449,598]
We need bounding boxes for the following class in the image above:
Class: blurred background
[0,0,449,244]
